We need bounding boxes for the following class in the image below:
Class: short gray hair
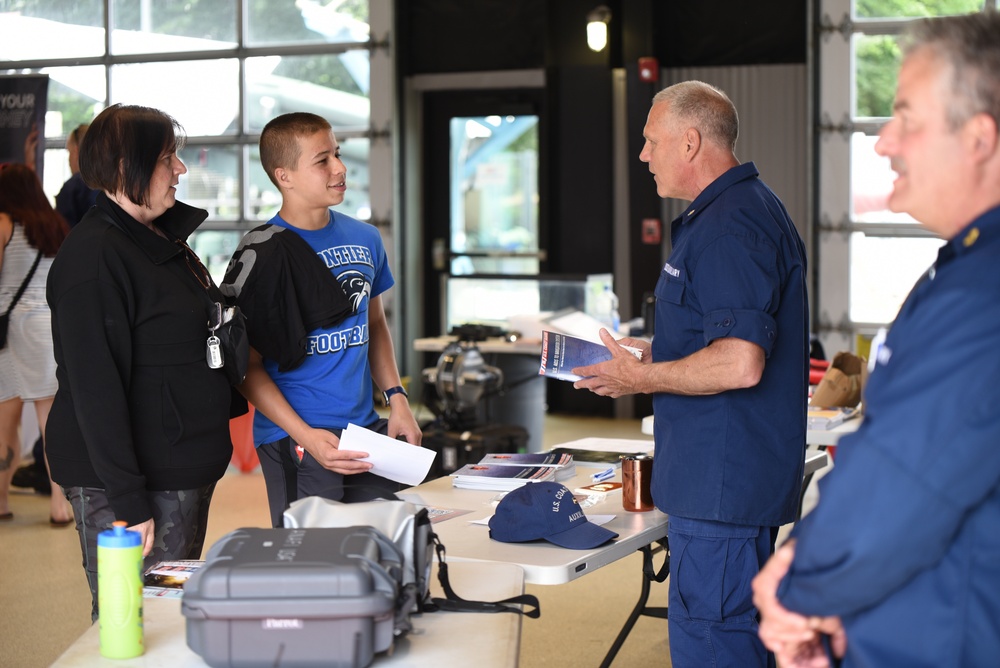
[652,81,739,152]
[905,11,1000,131]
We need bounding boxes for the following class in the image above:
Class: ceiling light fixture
[587,5,612,53]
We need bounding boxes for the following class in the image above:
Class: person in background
[0,163,72,527]
[753,12,1000,667]
[13,124,99,497]
[573,81,808,667]
[55,124,99,228]
[45,105,237,620]
[222,112,421,528]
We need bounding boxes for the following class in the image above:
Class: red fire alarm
[641,218,661,245]
[638,57,659,83]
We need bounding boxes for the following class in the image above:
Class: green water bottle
[97,520,144,658]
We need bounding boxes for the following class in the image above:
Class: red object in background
[641,218,661,244]
[229,405,259,473]
[809,358,830,386]
[638,57,659,83]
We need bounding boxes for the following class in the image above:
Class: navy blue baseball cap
[488,481,619,549]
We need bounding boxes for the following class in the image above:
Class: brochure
[539,330,643,382]
[472,451,575,480]
[547,437,654,468]
[449,464,559,491]
[143,559,204,599]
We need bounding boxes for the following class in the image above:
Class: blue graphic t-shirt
[253,209,394,445]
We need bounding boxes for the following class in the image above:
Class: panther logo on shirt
[337,269,371,313]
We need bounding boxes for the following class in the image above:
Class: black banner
[0,74,49,177]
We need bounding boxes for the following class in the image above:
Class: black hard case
[182,526,402,668]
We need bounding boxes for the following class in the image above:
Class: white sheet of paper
[544,310,622,343]
[340,423,437,486]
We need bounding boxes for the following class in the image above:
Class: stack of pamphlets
[450,452,576,491]
[807,405,860,430]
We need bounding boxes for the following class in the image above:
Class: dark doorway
[421,88,548,336]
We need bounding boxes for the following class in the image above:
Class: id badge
[206,335,224,369]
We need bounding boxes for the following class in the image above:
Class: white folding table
[51,561,525,668]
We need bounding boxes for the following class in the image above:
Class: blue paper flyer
[539,330,612,381]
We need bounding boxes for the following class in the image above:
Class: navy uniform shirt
[778,206,1000,667]
[651,162,808,526]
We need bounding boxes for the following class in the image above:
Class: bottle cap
[97,520,142,548]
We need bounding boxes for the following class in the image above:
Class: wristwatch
[382,385,408,406]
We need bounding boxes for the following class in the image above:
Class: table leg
[599,538,670,668]
[797,445,829,523]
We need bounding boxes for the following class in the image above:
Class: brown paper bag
[809,351,868,410]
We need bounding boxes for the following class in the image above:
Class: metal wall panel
[656,65,810,246]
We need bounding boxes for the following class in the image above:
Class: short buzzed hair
[259,112,333,187]
[652,81,739,152]
[905,11,1000,132]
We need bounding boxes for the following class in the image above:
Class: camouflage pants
[64,484,216,622]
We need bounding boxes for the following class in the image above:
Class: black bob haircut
[80,104,186,208]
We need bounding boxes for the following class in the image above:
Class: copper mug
[621,454,654,512]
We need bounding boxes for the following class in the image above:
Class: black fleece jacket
[46,194,233,526]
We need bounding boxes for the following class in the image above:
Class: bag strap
[4,250,42,316]
[276,437,302,525]
[426,532,541,618]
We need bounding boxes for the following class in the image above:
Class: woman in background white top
[0,163,72,526]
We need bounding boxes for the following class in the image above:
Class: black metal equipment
[420,324,529,475]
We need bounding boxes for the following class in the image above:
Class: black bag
[0,250,42,350]
[207,301,249,386]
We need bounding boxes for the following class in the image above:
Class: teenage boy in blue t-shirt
[230,112,421,527]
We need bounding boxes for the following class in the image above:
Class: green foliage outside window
[854,0,992,118]
[854,0,985,19]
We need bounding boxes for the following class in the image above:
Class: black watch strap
[382,385,408,406]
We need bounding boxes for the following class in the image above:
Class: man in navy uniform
[575,81,808,667]
[753,12,1000,667]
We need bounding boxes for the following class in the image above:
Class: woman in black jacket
[46,105,240,620]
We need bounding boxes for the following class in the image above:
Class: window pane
[39,66,106,136]
[854,0,984,19]
[449,115,540,275]
[339,136,371,222]
[849,233,943,323]
[178,145,240,222]
[247,137,370,223]
[248,145,280,222]
[110,60,239,136]
[109,0,235,54]
[246,54,370,133]
[0,3,105,60]
[446,277,542,330]
[850,132,918,224]
[247,0,369,47]
[41,147,73,205]
[186,230,243,285]
[853,34,901,118]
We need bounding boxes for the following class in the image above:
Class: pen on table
[591,467,616,483]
